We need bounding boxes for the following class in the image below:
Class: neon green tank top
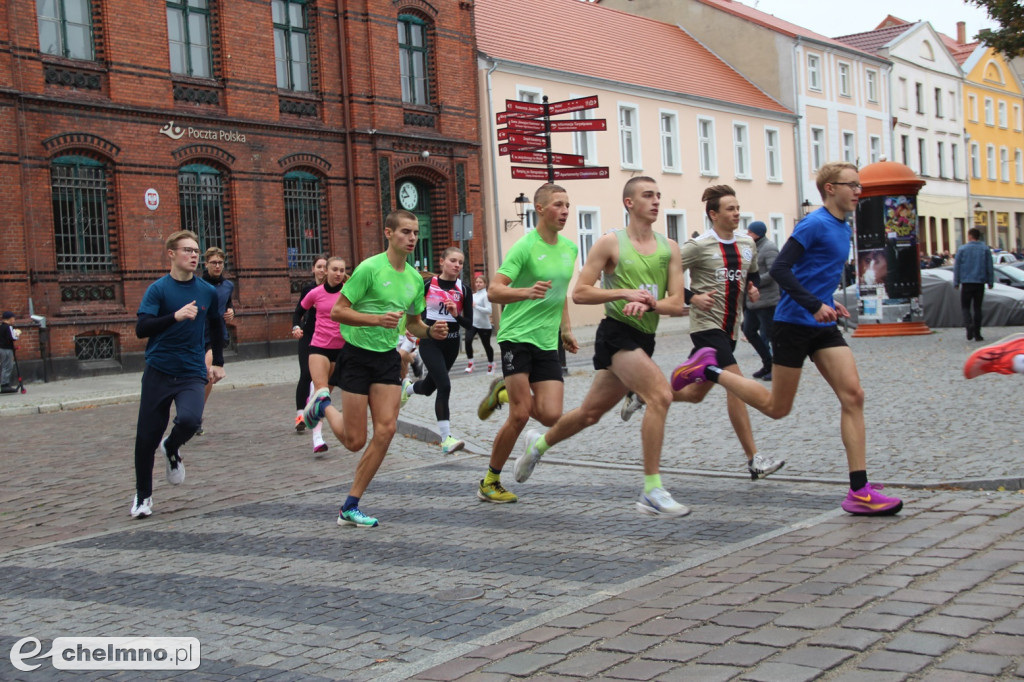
[602,229,671,335]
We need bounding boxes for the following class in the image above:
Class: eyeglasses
[831,181,862,191]
[176,247,201,255]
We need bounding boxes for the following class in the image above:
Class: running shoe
[487,364,494,376]
[620,392,646,421]
[752,366,771,379]
[841,483,903,516]
[412,357,424,378]
[748,453,785,480]
[477,479,517,503]
[514,429,543,483]
[161,437,185,486]
[963,333,1024,379]
[130,495,153,519]
[477,377,506,420]
[465,361,474,374]
[303,387,331,428]
[338,508,379,528]
[400,378,412,409]
[195,425,205,437]
[636,487,690,517]
[440,435,465,454]
[670,347,718,391]
[313,442,329,455]
[294,414,306,432]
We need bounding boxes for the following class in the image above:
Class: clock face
[398,182,419,210]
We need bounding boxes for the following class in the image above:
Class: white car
[993,251,1018,265]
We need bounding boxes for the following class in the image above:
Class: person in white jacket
[464,273,495,375]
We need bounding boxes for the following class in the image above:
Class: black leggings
[464,326,494,363]
[413,334,461,421]
[295,336,312,410]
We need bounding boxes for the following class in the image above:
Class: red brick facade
[0,0,485,379]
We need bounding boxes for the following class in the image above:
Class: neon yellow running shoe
[477,377,506,420]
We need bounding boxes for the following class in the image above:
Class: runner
[199,247,234,437]
[671,162,902,516]
[464,273,495,375]
[295,256,347,454]
[668,185,784,481]
[130,230,225,518]
[475,183,578,504]
[964,333,1024,378]
[401,247,473,454]
[290,255,328,432]
[302,210,448,528]
[512,177,689,516]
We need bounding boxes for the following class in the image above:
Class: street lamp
[504,192,531,231]
[802,199,812,216]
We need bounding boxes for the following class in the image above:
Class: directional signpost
[495,95,608,183]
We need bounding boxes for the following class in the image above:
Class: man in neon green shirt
[476,183,579,503]
[303,210,448,528]
[512,177,690,516]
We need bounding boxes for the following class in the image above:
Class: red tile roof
[474,0,790,115]
[835,24,915,55]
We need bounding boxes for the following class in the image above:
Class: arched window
[283,170,325,270]
[178,163,226,254]
[51,155,113,272]
[398,14,430,105]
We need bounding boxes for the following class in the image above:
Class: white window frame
[664,210,686,243]
[987,144,996,180]
[810,126,825,172]
[937,140,945,178]
[914,82,924,114]
[998,100,1008,128]
[571,103,597,166]
[516,85,543,104]
[659,109,680,173]
[733,122,750,179]
[866,69,878,102]
[971,142,981,179]
[524,206,537,232]
[807,54,821,92]
[1000,146,1010,182]
[934,87,943,118]
[897,77,908,110]
[1014,104,1022,131]
[838,62,851,97]
[739,213,754,233]
[697,116,717,176]
[949,91,957,121]
[985,97,994,125]
[917,137,927,176]
[618,103,641,170]
[968,94,978,121]
[764,126,782,181]
[951,143,960,180]
[842,131,856,163]
[1016,149,1023,184]
[869,135,881,164]
[769,214,785,249]
[576,208,599,267]
[901,134,911,166]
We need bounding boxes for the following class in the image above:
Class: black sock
[850,471,868,491]
[341,495,360,512]
[488,466,501,476]
[704,366,722,383]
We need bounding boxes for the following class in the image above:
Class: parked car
[995,264,1024,289]
[993,251,1018,265]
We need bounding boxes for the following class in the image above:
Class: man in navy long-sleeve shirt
[953,228,994,341]
[130,230,225,519]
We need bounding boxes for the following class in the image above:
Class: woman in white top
[463,273,494,375]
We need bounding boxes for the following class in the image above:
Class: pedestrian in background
[199,246,235,433]
[743,221,779,381]
[290,255,328,431]
[464,273,494,375]
[0,311,18,393]
[953,228,994,342]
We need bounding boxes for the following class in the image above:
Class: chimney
[957,21,966,44]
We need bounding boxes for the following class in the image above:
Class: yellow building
[960,45,1024,251]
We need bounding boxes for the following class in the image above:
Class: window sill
[661,168,683,175]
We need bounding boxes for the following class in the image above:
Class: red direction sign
[547,96,599,116]
[505,133,547,147]
[505,117,548,132]
[511,166,610,180]
[548,119,607,133]
[499,143,546,155]
[509,151,585,166]
[505,100,546,116]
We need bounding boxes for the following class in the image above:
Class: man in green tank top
[475,183,579,504]
[512,177,691,517]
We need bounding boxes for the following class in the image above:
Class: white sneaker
[130,494,153,518]
[620,392,646,421]
[487,364,494,376]
[748,453,785,480]
[514,429,543,483]
[161,437,185,485]
[637,487,690,517]
[464,362,474,373]
[440,435,465,454]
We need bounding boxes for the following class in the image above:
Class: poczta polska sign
[496,96,608,182]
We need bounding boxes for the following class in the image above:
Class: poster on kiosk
[854,162,926,327]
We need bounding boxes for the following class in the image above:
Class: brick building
[0,0,484,380]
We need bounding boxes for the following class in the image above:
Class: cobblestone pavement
[1,320,1022,680]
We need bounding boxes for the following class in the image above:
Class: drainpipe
[792,37,807,225]
[485,58,503,266]
[337,1,360,264]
